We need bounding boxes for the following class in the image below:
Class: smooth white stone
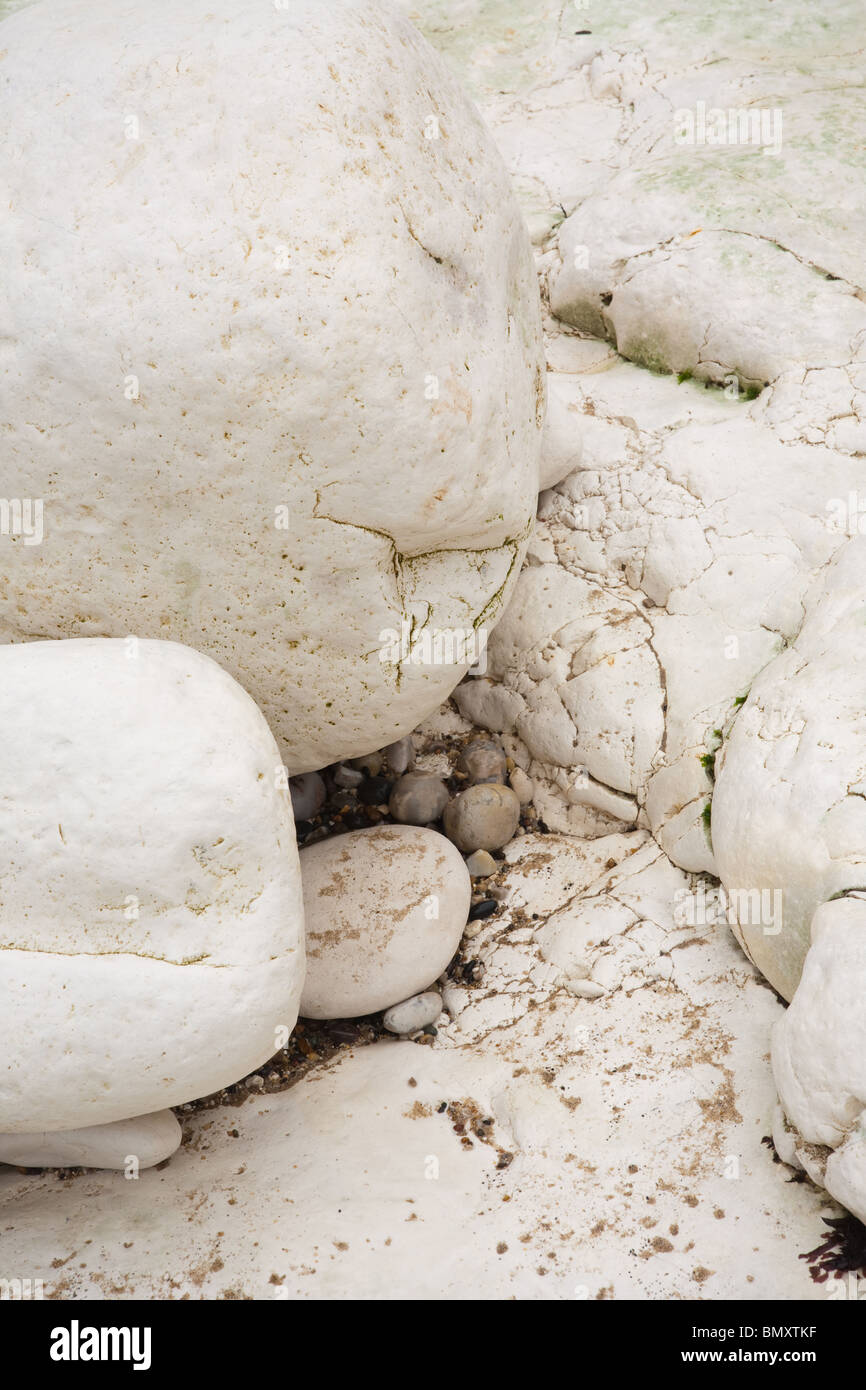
[383,992,443,1035]
[465,850,498,878]
[0,1111,181,1171]
[443,783,521,852]
[0,639,305,1133]
[300,826,470,1018]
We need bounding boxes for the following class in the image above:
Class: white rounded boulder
[0,639,305,1133]
[300,826,470,1018]
[772,896,866,1223]
[712,538,866,1001]
[0,0,544,772]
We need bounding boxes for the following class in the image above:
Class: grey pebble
[383,991,443,1035]
[384,735,414,776]
[289,771,326,820]
[333,763,364,789]
[456,739,507,785]
[443,782,521,853]
[389,772,450,825]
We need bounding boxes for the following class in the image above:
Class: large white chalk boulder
[0,639,305,1133]
[772,896,866,1223]
[0,0,544,773]
[711,538,866,1002]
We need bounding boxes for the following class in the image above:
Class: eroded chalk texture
[0,0,544,771]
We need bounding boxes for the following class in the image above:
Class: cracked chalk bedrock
[2,0,866,1298]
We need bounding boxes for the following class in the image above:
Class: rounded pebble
[290,771,326,820]
[567,979,607,1000]
[468,898,498,921]
[383,991,443,1035]
[509,767,534,805]
[384,736,414,777]
[389,772,450,825]
[333,763,363,789]
[457,740,507,785]
[443,783,521,853]
[465,849,497,878]
[349,751,383,777]
[300,825,471,1018]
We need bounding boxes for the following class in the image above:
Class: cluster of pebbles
[294,725,545,1028]
[289,731,536,854]
[182,718,544,1120]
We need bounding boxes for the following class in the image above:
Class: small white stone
[465,850,498,878]
[383,992,443,1035]
[566,777,638,823]
[290,770,328,816]
[0,1110,181,1171]
[333,763,364,790]
[509,767,534,805]
[565,979,607,999]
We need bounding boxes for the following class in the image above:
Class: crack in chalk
[0,943,299,967]
[716,227,866,304]
[312,489,532,689]
[398,202,444,266]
